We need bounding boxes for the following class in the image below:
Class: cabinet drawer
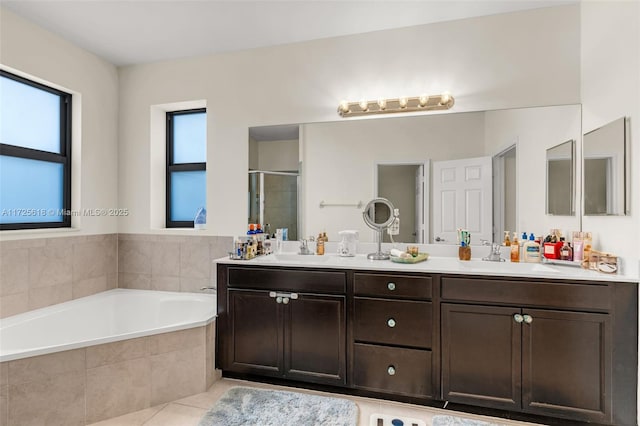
[441,277,611,312]
[353,343,433,398]
[354,273,432,300]
[228,267,346,294]
[354,298,432,348]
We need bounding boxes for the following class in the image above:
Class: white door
[432,156,492,245]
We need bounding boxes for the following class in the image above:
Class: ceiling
[1,0,575,66]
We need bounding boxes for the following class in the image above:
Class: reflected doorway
[493,145,517,243]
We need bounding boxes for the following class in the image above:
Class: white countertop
[214,252,638,283]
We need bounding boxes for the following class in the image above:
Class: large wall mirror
[583,117,629,216]
[249,104,582,244]
[546,139,575,216]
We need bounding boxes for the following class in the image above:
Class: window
[0,70,72,230]
[166,109,206,227]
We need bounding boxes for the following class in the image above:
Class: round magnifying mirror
[362,198,395,260]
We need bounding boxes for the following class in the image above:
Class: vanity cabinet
[219,267,347,386]
[352,273,435,398]
[441,276,613,424]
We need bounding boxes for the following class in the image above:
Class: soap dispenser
[523,233,541,263]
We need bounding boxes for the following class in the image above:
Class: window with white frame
[166,108,206,227]
[0,70,72,230]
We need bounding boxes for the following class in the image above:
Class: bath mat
[432,414,502,426]
[198,386,358,426]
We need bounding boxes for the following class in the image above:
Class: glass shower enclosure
[248,171,299,240]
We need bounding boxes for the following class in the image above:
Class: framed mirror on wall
[546,139,575,216]
[583,117,629,216]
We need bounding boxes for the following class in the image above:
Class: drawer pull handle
[387,318,396,328]
[387,282,396,291]
[387,365,396,376]
[514,314,524,323]
[523,314,533,324]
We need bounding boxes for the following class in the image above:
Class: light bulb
[419,94,428,107]
[398,97,408,108]
[339,100,350,114]
[440,92,451,105]
[377,98,387,110]
[359,100,369,111]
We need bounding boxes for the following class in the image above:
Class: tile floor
[89,378,544,426]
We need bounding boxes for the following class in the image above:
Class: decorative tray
[390,252,429,264]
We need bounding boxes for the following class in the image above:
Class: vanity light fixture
[337,93,454,117]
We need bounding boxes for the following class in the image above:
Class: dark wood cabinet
[219,267,347,386]
[442,303,612,424]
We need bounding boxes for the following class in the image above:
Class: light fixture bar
[337,93,454,117]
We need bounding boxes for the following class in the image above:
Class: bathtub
[0,288,216,362]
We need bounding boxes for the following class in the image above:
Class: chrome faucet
[481,240,505,262]
[299,239,313,255]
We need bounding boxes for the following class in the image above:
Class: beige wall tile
[86,358,151,424]
[73,240,110,281]
[8,371,85,426]
[0,292,28,318]
[148,327,204,355]
[28,281,72,310]
[150,346,206,405]
[29,244,73,288]
[179,242,210,279]
[0,239,45,250]
[209,236,233,260]
[8,348,85,385]
[119,273,151,290]
[151,242,180,277]
[118,234,158,242]
[73,275,109,299]
[151,276,180,292]
[107,272,118,290]
[86,337,149,369]
[118,240,152,274]
[0,385,7,426]
[180,277,209,293]
[0,363,6,387]
[0,248,28,296]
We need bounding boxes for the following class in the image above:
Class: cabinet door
[442,304,521,410]
[285,294,346,386]
[522,309,611,423]
[227,289,283,377]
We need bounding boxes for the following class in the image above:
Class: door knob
[435,236,445,242]
[523,314,533,324]
[387,318,396,328]
[514,314,524,323]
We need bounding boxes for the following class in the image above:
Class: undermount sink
[456,259,560,274]
[273,253,330,263]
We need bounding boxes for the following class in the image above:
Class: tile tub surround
[0,323,219,425]
[118,234,232,294]
[0,234,117,318]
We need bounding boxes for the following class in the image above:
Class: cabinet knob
[387,282,396,291]
[387,365,396,376]
[523,314,533,324]
[282,297,290,304]
[387,318,396,328]
[514,314,524,323]
[276,296,283,304]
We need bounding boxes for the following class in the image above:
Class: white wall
[484,105,582,241]
[581,1,640,274]
[117,4,581,237]
[0,7,119,239]
[257,139,299,172]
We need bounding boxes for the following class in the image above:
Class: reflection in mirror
[546,139,574,216]
[249,104,582,244]
[583,117,628,215]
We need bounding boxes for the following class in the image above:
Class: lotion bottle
[510,233,520,262]
[523,233,541,263]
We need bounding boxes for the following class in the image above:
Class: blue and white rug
[198,386,358,426]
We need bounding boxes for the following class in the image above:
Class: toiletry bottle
[523,233,540,263]
[572,231,584,264]
[582,232,593,269]
[322,231,328,242]
[510,234,520,262]
[247,224,256,235]
[316,233,325,255]
[503,231,511,246]
[560,239,571,261]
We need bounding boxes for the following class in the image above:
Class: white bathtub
[0,288,217,362]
